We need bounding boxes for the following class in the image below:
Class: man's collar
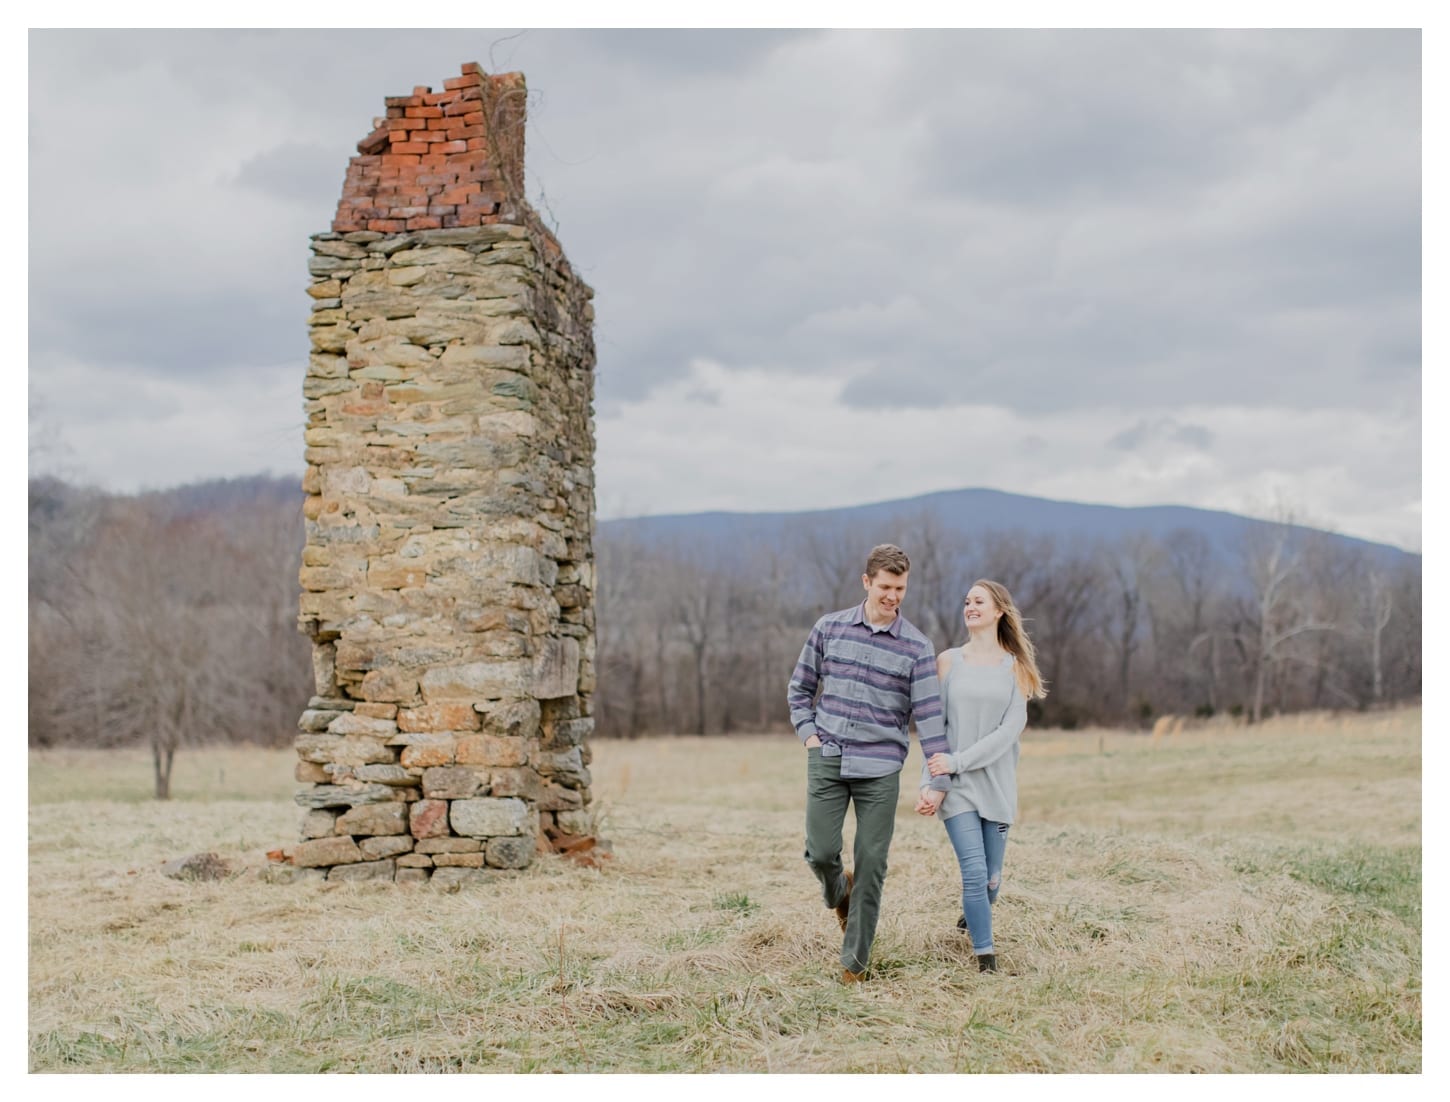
[854,601,902,636]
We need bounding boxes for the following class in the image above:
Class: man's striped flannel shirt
[788,602,951,790]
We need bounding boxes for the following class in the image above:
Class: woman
[915,579,1047,973]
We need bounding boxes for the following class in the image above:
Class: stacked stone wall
[277,64,599,886]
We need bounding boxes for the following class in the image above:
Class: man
[788,543,951,983]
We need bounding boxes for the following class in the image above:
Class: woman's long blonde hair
[970,578,1048,700]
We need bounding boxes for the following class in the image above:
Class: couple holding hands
[787,543,1047,982]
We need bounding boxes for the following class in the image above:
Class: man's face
[862,569,908,624]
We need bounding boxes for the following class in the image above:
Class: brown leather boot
[841,968,866,984]
[834,870,853,932]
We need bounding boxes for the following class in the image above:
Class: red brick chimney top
[332,62,527,234]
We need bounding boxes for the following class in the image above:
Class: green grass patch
[713,891,759,915]
[1287,845,1421,925]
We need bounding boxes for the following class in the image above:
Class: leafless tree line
[28,477,1421,797]
[28,478,312,796]
[593,511,1421,737]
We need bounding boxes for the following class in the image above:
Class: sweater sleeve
[946,682,1026,773]
[910,646,951,792]
[920,650,948,791]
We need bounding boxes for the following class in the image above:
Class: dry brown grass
[29,708,1421,1072]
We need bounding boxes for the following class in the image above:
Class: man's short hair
[865,544,910,578]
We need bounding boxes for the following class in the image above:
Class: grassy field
[29,708,1421,1073]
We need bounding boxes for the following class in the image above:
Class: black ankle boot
[977,953,997,973]
[956,914,967,931]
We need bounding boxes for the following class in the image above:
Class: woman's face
[963,585,1003,635]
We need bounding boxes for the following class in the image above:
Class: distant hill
[32,474,1416,572]
[600,486,1418,570]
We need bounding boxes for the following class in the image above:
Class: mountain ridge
[600,485,1419,566]
[30,474,1418,565]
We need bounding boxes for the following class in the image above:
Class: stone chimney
[284,63,599,886]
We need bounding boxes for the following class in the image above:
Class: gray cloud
[234,142,347,204]
[1109,420,1157,451]
[28,276,300,379]
[1108,417,1214,452]
[1172,423,1214,450]
[565,28,807,75]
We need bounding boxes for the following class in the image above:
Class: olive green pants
[803,747,901,974]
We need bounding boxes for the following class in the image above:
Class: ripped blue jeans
[942,809,1009,954]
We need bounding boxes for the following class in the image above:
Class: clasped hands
[915,752,955,816]
[915,787,946,816]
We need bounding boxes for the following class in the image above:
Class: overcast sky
[26,27,1423,549]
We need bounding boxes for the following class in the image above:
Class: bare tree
[1155,528,1223,714]
[795,517,870,611]
[1296,537,1363,710]
[1363,570,1396,705]
[663,548,727,735]
[593,534,652,736]
[1234,517,1336,724]
[237,501,314,735]
[889,509,970,650]
[749,546,796,730]
[86,505,226,795]
[1382,563,1422,702]
[1099,535,1163,723]
[989,533,1100,723]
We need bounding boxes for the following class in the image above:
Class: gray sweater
[920,648,1025,824]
